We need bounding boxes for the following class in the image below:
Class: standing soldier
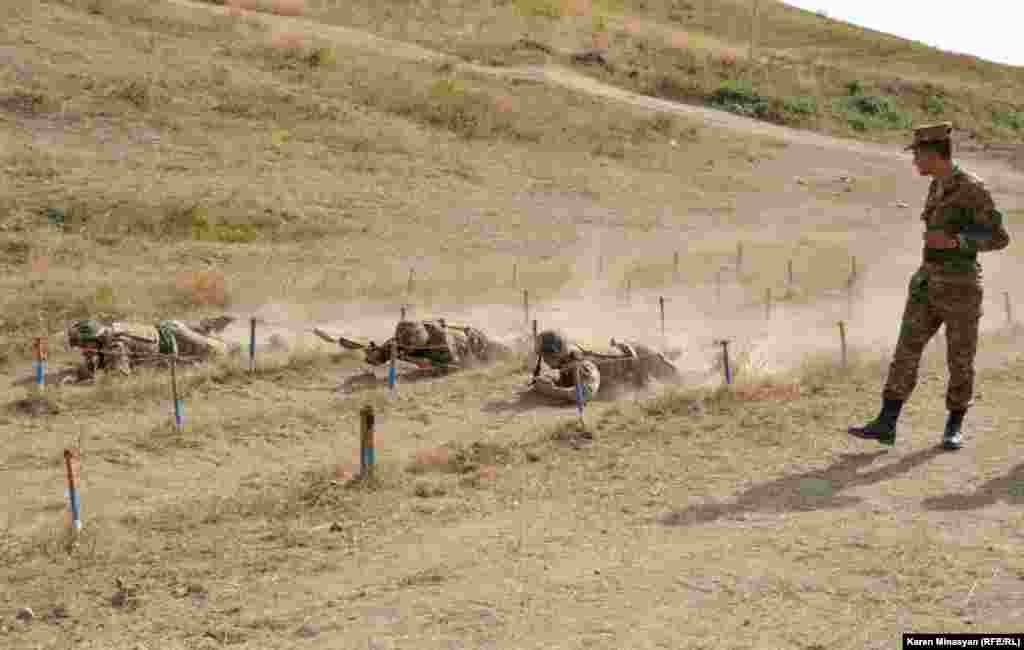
[849,123,1010,449]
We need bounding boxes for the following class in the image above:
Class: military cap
[905,122,953,150]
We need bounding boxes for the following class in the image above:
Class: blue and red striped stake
[171,356,183,431]
[33,337,47,393]
[360,404,376,480]
[388,340,397,392]
[574,363,585,425]
[63,449,81,532]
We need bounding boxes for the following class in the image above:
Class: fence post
[531,318,538,368]
[400,306,407,321]
[388,339,398,392]
[249,317,256,374]
[716,339,732,385]
[838,320,848,369]
[171,356,183,432]
[659,296,666,340]
[573,363,585,429]
[64,448,81,535]
[359,404,375,481]
[32,336,48,396]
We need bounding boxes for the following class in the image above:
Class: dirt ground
[2,2,1023,649]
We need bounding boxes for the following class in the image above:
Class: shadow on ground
[658,447,946,527]
[921,463,1024,511]
[481,389,571,414]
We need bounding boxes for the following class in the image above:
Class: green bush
[708,79,769,118]
[833,94,912,131]
[924,94,945,115]
[782,96,818,116]
[993,110,1024,130]
[845,80,864,96]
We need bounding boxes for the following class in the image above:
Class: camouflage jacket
[920,164,1010,283]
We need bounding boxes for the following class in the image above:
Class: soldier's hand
[924,231,958,249]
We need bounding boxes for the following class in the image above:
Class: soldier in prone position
[529,329,680,404]
[66,316,235,382]
[362,320,513,370]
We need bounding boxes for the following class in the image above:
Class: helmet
[68,320,100,348]
[395,321,429,348]
[537,329,573,365]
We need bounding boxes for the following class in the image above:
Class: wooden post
[764,288,771,320]
[512,262,518,285]
[716,339,732,385]
[400,305,407,321]
[659,296,666,340]
[838,320,848,369]
[388,339,398,392]
[359,404,375,480]
[573,363,585,429]
[531,318,538,368]
[171,356,183,432]
[673,251,680,282]
[407,267,415,296]
[523,289,530,327]
[1004,291,1013,328]
[249,317,256,374]
[787,259,794,288]
[32,336,47,396]
[64,449,81,533]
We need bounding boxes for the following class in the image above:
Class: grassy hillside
[289,0,1024,146]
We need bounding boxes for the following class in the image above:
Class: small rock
[687,400,707,417]
[329,522,343,533]
[896,201,909,208]
[796,177,807,185]
[15,607,34,623]
[526,451,541,463]
[298,622,320,639]
[46,606,68,624]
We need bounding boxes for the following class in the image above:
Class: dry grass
[298,0,1024,145]
[3,2,1024,648]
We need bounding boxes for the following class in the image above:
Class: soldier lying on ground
[529,329,680,404]
[65,316,235,382]
[314,319,515,370]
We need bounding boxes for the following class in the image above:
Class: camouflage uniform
[367,320,503,369]
[67,317,232,381]
[851,122,1010,448]
[883,165,1010,410]
[157,320,230,360]
[531,331,679,403]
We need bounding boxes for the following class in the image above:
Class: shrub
[924,94,945,115]
[782,96,817,116]
[708,79,769,118]
[845,80,863,96]
[993,110,1024,131]
[834,94,912,131]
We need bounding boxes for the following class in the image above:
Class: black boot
[848,398,903,446]
[942,410,966,450]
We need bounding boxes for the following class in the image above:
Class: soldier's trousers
[882,270,982,412]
